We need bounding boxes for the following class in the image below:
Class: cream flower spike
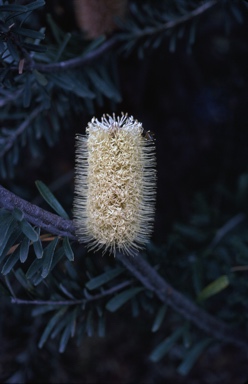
[73,113,156,256]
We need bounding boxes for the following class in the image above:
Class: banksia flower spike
[73,113,156,256]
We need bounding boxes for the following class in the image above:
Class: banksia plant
[74,113,156,256]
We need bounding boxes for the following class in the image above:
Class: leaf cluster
[118,0,247,57]
[0,1,121,178]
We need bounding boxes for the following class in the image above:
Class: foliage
[1,0,248,382]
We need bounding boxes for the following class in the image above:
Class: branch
[15,35,119,73]
[161,0,218,30]
[128,0,218,39]
[0,185,76,240]
[11,280,132,306]
[1,184,248,349]
[117,253,248,350]
[0,105,44,158]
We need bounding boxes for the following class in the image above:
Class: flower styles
[74,113,156,256]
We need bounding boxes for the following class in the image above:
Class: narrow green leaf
[15,28,45,40]
[1,247,20,275]
[33,235,43,259]
[0,215,15,249]
[51,313,71,339]
[177,339,212,376]
[0,225,21,263]
[106,287,144,312]
[51,247,65,271]
[32,305,62,317]
[63,237,74,261]
[12,208,24,222]
[0,217,15,252]
[25,0,45,11]
[38,307,68,349]
[26,258,43,279]
[14,269,34,291]
[197,275,229,302]
[41,237,58,278]
[152,304,167,333]
[150,328,184,363]
[23,43,47,53]
[54,32,71,61]
[7,40,19,61]
[59,309,77,353]
[19,237,30,263]
[85,267,124,291]
[0,5,27,12]
[35,180,69,219]
[33,69,48,86]
[20,220,38,242]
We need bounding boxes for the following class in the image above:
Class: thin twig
[0,105,44,158]
[160,0,218,30]
[1,185,248,349]
[209,213,246,249]
[134,0,218,37]
[11,280,132,306]
[22,35,119,73]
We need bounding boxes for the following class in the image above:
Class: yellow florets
[74,113,156,256]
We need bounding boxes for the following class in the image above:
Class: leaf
[32,305,61,317]
[25,0,45,11]
[35,180,69,219]
[106,287,144,312]
[85,267,124,291]
[149,328,184,363]
[59,309,77,353]
[23,43,47,53]
[0,216,15,250]
[151,304,167,333]
[63,237,74,261]
[15,28,45,40]
[1,246,20,275]
[33,69,48,86]
[197,275,229,302]
[20,220,38,242]
[38,307,68,349]
[0,221,20,261]
[0,5,27,12]
[6,40,19,61]
[51,313,71,339]
[19,237,30,263]
[12,208,24,222]
[26,258,43,280]
[41,237,59,278]
[177,339,212,376]
[14,269,34,291]
[33,235,43,259]
[50,247,65,271]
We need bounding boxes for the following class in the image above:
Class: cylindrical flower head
[74,113,156,256]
